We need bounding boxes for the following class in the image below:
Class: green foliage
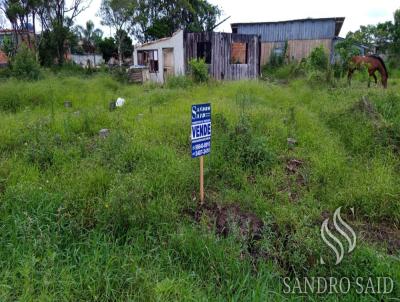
[262,45,332,84]
[1,35,15,57]
[188,58,209,83]
[0,65,12,79]
[389,9,400,64]
[165,75,193,89]
[115,29,133,59]
[135,0,221,42]
[226,115,276,171]
[74,20,104,54]
[268,51,285,69]
[262,41,288,78]
[308,45,329,71]
[345,8,400,62]
[97,37,117,62]
[110,66,129,83]
[334,38,361,76]
[98,0,134,65]
[39,25,77,66]
[11,44,41,80]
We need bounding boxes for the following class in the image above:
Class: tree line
[344,9,400,64]
[0,0,221,66]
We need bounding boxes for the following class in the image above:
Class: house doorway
[162,48,174,80]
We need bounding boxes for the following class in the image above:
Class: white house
[133,30,185,83]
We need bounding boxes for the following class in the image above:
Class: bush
[11,45,41,80]
[0,66,12,79]
[268,51,285,69]
[188,58,208,83]
[110,66,128,83]
[334,38,361,76]
[308,45,329,71]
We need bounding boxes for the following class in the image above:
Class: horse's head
[382,76,388,88]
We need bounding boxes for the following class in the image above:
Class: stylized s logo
[320,207,356,265]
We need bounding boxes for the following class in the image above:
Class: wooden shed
[231,17,345,65]
[184,32,260,81]
[133,30,261,83]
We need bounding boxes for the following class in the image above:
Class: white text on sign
[191,123,211,140]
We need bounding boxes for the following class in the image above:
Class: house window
[230,42,248,64]
[273,47,284,56]
[197,42,211,64]
[137,50,159,73]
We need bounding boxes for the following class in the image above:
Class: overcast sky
[75,0,399,38]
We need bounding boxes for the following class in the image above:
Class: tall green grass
[0,73,399,301]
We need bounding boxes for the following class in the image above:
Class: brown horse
[348,55,388,88]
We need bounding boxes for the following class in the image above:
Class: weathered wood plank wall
[260,39,332,65]
[184,32,260,80]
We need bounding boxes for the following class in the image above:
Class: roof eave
[231,17,345,28]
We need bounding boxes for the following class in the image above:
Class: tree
[391,9,400,59]
[36,0,90,65]
[133,0,221,43]
[1,0,37,52]
[346,25,376,49]
[97,36,117,62]
[98,0,135,66]
[11,43,41,80]
[75,20,103,65]
[115,29,132,59]
[346,21,394,55]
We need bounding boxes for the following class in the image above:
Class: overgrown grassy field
[0,73,399,301]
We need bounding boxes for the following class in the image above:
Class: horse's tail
[368,55,388,78]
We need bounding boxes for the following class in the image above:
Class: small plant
[188,58,209,83]
[1,35,15,57]
[308,45,329,71]
[268,51,285,69]
[11,44,41,80]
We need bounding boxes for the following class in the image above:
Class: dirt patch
[286,158,303,174]
[357,222,400,255]
[193,202,264,242]
[279,158,307,202]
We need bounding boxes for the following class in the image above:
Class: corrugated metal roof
[231,17,345,42]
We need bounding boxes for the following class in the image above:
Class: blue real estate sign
[191,103,211,158]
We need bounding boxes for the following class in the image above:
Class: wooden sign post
[200,156,204,203]
[191,103,211,204]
